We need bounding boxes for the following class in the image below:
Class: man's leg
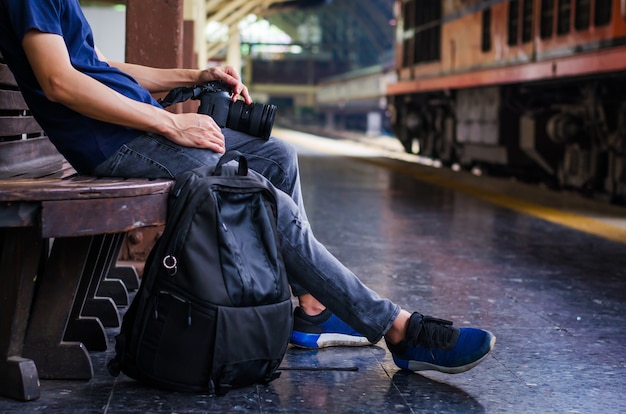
[272,188,400,342]
[272,185,494,373]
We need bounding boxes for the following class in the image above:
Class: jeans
[92,129,400,342]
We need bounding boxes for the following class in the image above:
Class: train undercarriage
[390,75,626,204]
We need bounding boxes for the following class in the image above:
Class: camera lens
[226,101,277,140]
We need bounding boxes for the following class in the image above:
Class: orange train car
[387,0,626,202]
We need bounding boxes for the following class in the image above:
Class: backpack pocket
[212,299,293,391]
[215,189,287,306]
[135,290,218,392]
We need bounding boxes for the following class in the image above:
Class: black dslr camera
[196,81,276,140]
[159,81,277,140]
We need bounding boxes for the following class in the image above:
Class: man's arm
[95,47,252,104]
[23,30,225,153]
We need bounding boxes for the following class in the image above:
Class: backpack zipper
[155,290,193,326]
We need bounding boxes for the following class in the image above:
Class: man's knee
[268,136,297,163]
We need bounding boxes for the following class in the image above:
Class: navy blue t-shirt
[0,0,162,173]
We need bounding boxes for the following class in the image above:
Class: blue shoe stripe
[318,314,362,336]
[290,330,321,349]
[290,312,372,349]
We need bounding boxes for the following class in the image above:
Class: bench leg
[22,236,94,380]
[79,234,122,328]
[0,357,40,401]
[64,235,111,352]
[108,263,140,291]
[65,233,126,351]
[97,278,129,307]
[63,316,106,353]
[82,296,120,328]
[0,228,41,401]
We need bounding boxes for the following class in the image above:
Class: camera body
[197,81,276,140]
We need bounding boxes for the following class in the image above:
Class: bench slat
[0,89,28,110]
[11,161,76,180]
[0,63,18,87]
[0,177,173,202]
[0,137,64,176]
[0,157,73,179]
[0,116,44,137]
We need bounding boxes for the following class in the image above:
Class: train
[386,0,626,203]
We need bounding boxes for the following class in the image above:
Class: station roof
[221,0,396,69]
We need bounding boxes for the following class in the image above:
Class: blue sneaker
[290,307,373,349]
[386,312,495,374]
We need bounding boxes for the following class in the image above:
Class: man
[0,0,495,375]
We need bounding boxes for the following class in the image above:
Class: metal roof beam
[205,0,289,60]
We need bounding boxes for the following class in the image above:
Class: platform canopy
[205,0,395,69]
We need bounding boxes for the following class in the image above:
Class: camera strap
[158,85,205,109]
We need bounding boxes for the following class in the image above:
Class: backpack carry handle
[214,150,248,176]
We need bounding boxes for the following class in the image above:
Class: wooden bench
[0,53,173,401]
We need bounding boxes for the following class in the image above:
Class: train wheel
[405,137,421,154]
[398,128,420,154]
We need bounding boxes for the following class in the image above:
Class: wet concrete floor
[1,129,625,413]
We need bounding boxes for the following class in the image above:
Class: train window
[402,38,413,67]
[403,0,416,30]
[482,8,492,52]
[594,0,612,26]
[557,0,572,35]
[401,0,416,67]
[575,0,591,30]
[540,0,555,38]
[413,0,441,63]
[508,0,533,45]
[508,0,520,45]
[521,0,534,42]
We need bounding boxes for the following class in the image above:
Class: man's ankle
[298,294,326,316]
[385,309,411,345]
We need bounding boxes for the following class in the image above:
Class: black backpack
[107,151,293,395]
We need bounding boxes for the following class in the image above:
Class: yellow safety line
[280,130,626,245]
[363,157,626,245]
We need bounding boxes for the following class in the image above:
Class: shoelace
[406,312,455,349]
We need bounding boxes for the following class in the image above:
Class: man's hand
[199,66,252,105]
[168,113,225,153]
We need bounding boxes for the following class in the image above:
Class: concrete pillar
[182,20,199,114]
[226,24,242,75]
[324,112,335,130]
[366,111,382,136]
[183,0,207,69]
[125,0,183,68]
[244,54,253,84]
[183,20,196,70]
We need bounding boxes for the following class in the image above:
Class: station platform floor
[1,128,625,413]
